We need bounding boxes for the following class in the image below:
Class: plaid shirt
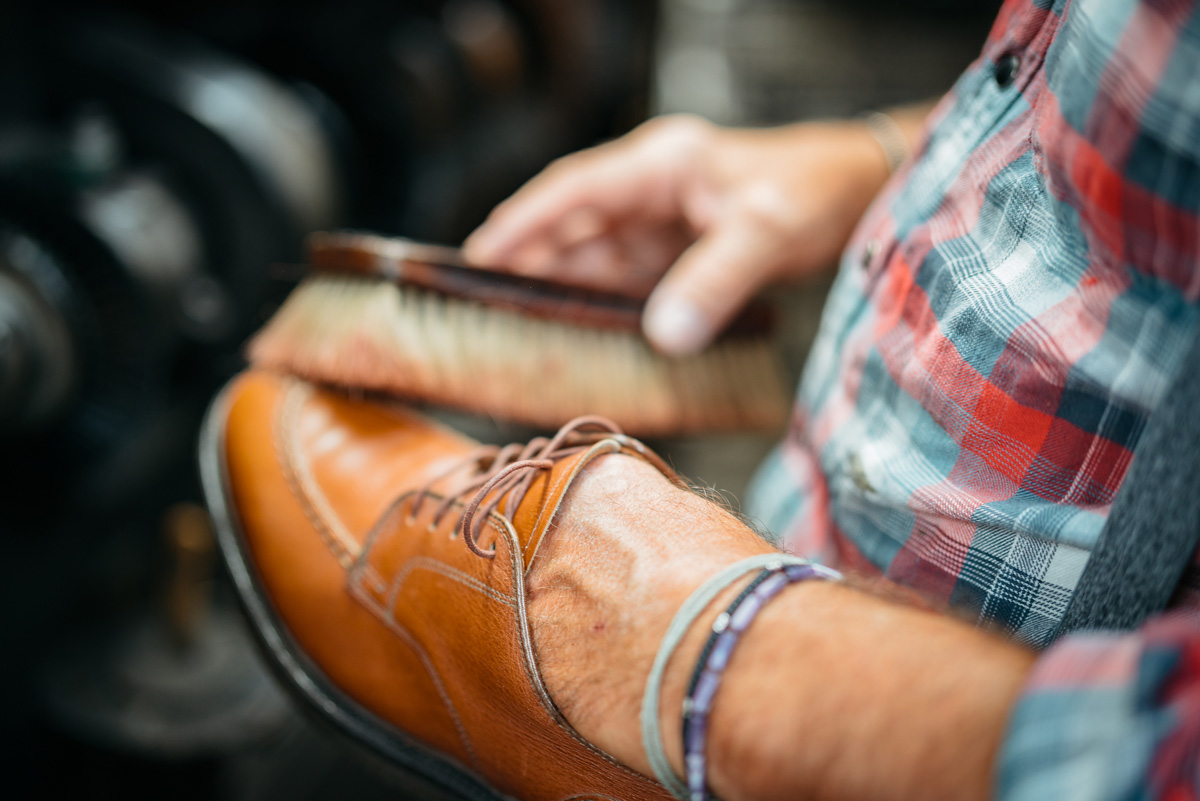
[746,0,1200,796]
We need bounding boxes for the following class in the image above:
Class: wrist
[861,111,912,175]
[702,580,1035,801]
[652,568,767,777]
[702,578,848,800]
[718,119,892,192]
[702,119,892,282]
[608,549,773,776]
[836,119,898,204]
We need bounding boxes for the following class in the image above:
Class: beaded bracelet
[681,561,843,801]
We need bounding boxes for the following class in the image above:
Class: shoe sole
[198,385,511,801]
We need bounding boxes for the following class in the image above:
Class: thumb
[642,214,781,356]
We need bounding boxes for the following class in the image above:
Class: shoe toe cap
[220,369,478,563]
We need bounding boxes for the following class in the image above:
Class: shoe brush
[248,231,790,436]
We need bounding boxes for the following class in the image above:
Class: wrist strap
[640,554,811,799]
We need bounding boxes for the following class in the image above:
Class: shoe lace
[410,416,625,559]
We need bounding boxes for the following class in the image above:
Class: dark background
[0,1,996,798]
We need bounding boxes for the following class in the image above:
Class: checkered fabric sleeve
[998,613,1200,800]
[743,0,1200,796]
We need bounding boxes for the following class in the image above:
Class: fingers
[464,116,711,267]
[644,188,794,355]
[462,155,637,266]
[506,221,689,298]
[461,114,811,355]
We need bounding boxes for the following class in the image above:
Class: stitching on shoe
[523,450,591,557]
[362,563,389,595]
[272,387,483,769]
[273,381,359,567]
[348,580,483,771]
[346,501,483,769]
[359,562,386,594]
[354,490,516,607]
[385,556,514,608]
[342,494,517,772]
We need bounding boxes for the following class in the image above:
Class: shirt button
[846,452,874,493]
[994,53,1021,88]
[861,239,879,270]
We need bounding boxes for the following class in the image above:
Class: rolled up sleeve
[997,613,1200,800]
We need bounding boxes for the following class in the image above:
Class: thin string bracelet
[682,561,843,801]
[861,110,911,175]
[641,554,814,800]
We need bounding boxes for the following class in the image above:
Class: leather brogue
[199,370,679,801]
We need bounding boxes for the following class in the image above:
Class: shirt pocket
[1031,0,1200,298]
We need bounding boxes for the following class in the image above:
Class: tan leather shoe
[199,370,677,801]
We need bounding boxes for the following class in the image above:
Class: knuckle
[542,152,583,177]
[636,113,713,152]
[736,183,798,236]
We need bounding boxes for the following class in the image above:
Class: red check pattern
[745,0,1200,796]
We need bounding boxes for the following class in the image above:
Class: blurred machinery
[656,0,999,125]
[0,0,654,528]
[0,1,653,798]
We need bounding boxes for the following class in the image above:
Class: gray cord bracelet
[640,553,813,799]
[862,110,911,174]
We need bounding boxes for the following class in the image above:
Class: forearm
[661,579,1035,801]
[713,98,937,192]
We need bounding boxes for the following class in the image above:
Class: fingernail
[644,296,710,356]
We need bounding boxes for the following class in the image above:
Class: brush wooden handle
[306,231,773,338]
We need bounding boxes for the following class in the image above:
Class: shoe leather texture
[216,369,675,801]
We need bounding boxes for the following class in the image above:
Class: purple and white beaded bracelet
[681,561,842,801]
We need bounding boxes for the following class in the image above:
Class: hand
[464,115,894,355]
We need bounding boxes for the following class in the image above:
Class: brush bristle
[248,274,791,436]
